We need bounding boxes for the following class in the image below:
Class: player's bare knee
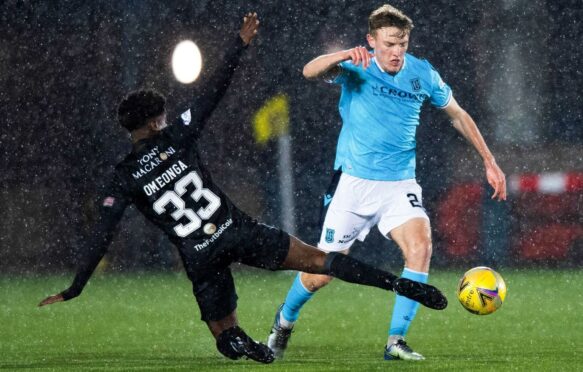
[284,236,328,273]
[300,272,333,291]
[304,250,328,274]
[406,240,432,264]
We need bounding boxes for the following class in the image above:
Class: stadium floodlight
[171,40,202,84]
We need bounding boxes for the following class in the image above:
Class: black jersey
[62,36,248,300]
[114,115,238,250]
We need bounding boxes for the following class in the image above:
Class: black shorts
[189,211,290,322]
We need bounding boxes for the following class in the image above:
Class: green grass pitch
[1,269,582,371]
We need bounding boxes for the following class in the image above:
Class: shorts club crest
[325,228,335,243]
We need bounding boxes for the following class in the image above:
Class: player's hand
[239,12,259,45]
[38,293,65,307]
[344,46,373,69]
[485,159,507,201]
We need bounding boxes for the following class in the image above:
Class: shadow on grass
[0,352,277,370]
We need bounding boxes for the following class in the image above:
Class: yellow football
[457,267,507,315]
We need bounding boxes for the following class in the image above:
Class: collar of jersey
[133,136,156,152]
[372,55,407,76]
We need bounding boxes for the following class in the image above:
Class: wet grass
[1,269,582,371]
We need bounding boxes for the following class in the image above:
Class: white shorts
[318,173,429,252]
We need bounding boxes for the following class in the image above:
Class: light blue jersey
[331,53,452,181]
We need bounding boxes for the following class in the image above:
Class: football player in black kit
[39,13,447,364]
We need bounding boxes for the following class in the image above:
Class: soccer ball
[457,266,507,315]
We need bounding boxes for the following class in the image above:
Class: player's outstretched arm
[239,12,259,46]
[444,97,507,201]
[38,193,128,307]
[182,12,259,131]
[303,47,373,80]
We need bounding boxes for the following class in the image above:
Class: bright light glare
[172,40,202,84]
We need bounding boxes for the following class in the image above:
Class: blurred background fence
[1,0,581,274]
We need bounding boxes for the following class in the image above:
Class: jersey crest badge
[325,228,335,243]
[181,109,192,126]
[410,78,421,92]
[102,196,115,207]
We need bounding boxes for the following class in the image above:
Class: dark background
[1,0,581,273]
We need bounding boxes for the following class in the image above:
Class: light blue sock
[281,273,314,323]
[389,268,429,337]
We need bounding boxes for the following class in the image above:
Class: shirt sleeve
[61,174,130,300]
[327,61,351,85]
[428,62,452,109]
[165,36,248,144]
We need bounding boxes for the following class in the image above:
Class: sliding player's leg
[280,236,446,309]
[191,268,275,364]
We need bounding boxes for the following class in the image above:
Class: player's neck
[130,127,155,144]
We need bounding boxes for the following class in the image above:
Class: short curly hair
[117,90,166,131]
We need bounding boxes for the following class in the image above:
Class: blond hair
[368,4,414,36]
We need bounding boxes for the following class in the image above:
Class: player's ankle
[279,312,295,329]
[388,335,404,346]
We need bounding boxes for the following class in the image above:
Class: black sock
[323,252,398,291]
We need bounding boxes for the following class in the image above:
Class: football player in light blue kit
[268,4,507,361]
